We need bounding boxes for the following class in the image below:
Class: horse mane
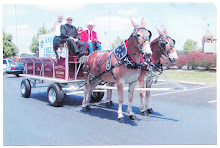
[150,37,159,44]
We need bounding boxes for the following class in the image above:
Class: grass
[160,69,216,86]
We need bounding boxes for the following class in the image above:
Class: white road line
[152,82,170,86]
[151,85,215,97]
[208,100,217,103]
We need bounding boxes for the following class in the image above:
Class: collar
[125,40,143,63]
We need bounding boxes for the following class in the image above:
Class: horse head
[156,27,178,63]
[130,17,152,58]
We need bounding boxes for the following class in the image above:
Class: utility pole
[202,17,206,34]
[106,9,111,50]
[15,4,19,62]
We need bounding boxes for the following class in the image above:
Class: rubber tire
[47,83,64,107]
[20,79,31,98]
[91,92,104,103]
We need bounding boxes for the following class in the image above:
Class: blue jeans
[87,42,102,53]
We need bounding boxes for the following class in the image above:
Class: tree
[3,32,17,58]
[183,39,200,54]
[111,37,124,50]
[30,24,49,56]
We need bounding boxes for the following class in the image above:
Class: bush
[185,52,202,69]
[176,54,187,69]
[199,53,216,70]
[173,52,216,70]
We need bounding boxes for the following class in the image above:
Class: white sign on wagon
[39,33,56,57]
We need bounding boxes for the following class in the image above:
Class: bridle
[132,27,152,53]
[158,35,175,59]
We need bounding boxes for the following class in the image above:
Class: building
[202,30,217,53]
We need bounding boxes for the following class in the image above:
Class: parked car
[5,61,24,77]
[3,59,16,73]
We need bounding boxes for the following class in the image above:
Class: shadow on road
[29,93,178,125]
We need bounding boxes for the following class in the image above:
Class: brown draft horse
[82,17,152,123]
[138,27,178,115]
[104,27,178,116]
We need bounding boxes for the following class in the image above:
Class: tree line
[3,25,202,58]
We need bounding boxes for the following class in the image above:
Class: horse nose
[170,57,178,63]
[142,42,152,56]
[144,53,151,60]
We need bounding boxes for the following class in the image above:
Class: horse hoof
[110,101,114,106]
[147,108,154,114]
[82,107,88,112]
[118,117,125,123]
[141,111,146,116]
[87,105,91,110]
[129,115,137,120]
[106,102,110,108]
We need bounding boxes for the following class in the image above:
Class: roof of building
[203,30,213,40]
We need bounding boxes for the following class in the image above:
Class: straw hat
[86,21,96,28]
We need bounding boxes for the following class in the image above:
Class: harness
[105,40,145,80]
[142,35,176,84]
[84,27,152,83]
[158,35,175,59]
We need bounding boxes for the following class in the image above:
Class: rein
[125,40,144,63]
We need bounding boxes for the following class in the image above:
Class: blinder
[132,27,152,52]
[158,35,176,58]
[159,36,175,47]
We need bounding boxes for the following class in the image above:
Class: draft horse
[82,17,152,123]
[138,27,178,115]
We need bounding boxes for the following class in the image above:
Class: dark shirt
[60,24,78,39]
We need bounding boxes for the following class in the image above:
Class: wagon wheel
[20,79,31,98]
[91,91,104,103]
[47,83,64,107]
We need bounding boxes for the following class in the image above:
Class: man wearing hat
[80,21,102,53]
[60,16,86,60]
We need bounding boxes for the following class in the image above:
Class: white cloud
[118,8,138,15]
[92,16,146,50]
[2,5,28,16]
[93,16,145,32]
[35,3,86,11]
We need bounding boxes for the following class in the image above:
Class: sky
[2,2,217,55]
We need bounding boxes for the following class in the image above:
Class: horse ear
[130,17,138,28]
[164,27,168,36]
[155,26,164,36]
[141,17,146,27]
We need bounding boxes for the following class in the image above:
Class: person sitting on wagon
[80,21,102,53]
[52,13,64,58]
[60,16,86,60]
[77,27,83,39]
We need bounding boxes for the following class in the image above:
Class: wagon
[20,41,105,107]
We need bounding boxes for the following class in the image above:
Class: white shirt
[53,21,64,36]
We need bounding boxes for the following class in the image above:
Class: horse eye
[137,34,141,37]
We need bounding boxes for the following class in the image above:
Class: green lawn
[161,69,216,86]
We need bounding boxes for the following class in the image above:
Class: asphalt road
[3,74,217,145]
